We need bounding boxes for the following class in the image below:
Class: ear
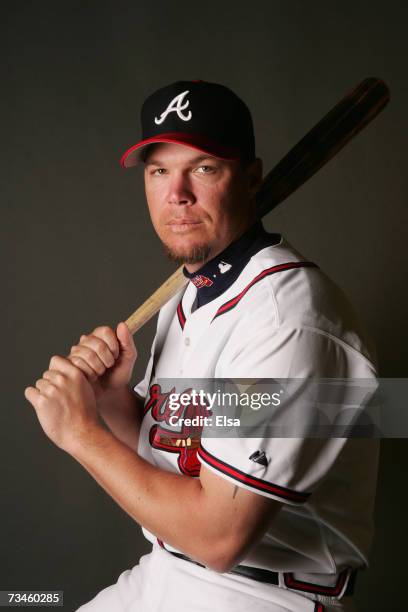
[246,158,263,200]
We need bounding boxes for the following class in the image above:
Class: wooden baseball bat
[125,77,390,334]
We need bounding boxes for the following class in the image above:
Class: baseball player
[24,81,379,612]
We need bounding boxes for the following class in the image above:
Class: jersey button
[184,337,190,346]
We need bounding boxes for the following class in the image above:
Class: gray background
[2,1,407,610]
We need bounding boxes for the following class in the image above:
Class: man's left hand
[24,356,101,454]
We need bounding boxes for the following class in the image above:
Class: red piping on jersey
[284,568,349,596]
[212,261,318,321]
[198,445,310,504]
[314,604,325,612]
[177,301,186,330]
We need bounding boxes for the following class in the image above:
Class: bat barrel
[255,78,390,219]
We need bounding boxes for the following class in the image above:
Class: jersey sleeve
[198,323,377,506]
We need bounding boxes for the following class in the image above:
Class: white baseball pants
[76,545,357,612]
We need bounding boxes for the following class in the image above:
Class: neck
[181,220,282,311]
[184,215,258,274]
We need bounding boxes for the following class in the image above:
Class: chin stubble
[162,242,212,266]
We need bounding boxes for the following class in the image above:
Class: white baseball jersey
[134,228,379,600]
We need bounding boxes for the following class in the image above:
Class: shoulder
[224,237,377,368]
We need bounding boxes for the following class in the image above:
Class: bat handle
[125,266,189,335]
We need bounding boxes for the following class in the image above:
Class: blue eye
[196,165,213,173]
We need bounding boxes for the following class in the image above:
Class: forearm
[97,385,143,451]
[70,427,227,568]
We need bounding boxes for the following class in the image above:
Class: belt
[167,551,356,597]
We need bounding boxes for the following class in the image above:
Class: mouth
[166,220,203,233]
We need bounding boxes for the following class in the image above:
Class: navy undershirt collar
[182,220,281,310]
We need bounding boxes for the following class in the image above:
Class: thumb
[116,322,137,362]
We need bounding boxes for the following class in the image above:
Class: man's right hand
[68,322,137,400]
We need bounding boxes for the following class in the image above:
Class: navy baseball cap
[120,80,256,168]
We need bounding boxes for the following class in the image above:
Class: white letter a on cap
[155,90,192,125]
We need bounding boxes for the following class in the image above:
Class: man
[25,81,379,611]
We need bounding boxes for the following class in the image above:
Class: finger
[49,355,84,381]
[116,322,137,361]
[24,386,42,408]
[68,356,98,381]
[90,326,120,360]
[69,345,106,376]
[35,378,59,397]
[78,334,116,368]
[42,369,68,386]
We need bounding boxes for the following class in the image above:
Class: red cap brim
[120,132,241,168]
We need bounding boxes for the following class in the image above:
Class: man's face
[143,142,262,272]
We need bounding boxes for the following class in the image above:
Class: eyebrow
[144,154,217,167]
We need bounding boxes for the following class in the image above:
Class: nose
[167,171,196,206]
